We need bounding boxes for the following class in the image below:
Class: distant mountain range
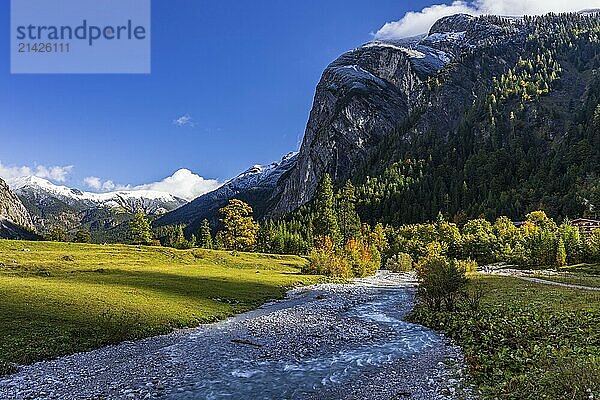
[0,152,299,240]
[6,175,188,239]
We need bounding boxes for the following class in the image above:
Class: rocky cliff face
[0,177,36,239]
[269,14,523,216]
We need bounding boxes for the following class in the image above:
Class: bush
[72,230,91,243]
[304,236,352,278]
[304,236,380,278]
[456,258,478,274]
[345,238,380,277]
[386,252,414,272]
[416,255,468,311]
[305,248,352,278]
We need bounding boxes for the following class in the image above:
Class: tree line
[125,174,380,278]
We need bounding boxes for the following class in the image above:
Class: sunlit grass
[0,240,321,372]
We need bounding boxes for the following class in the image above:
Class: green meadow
[0,240,321,374]
[411,275,600,399]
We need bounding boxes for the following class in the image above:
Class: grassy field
[410,275,600,399]
[0,240,322,374]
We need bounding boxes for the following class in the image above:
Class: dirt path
[517,276,600,291]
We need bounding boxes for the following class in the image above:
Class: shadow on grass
[0,269,293,367]
[62,268,289,304]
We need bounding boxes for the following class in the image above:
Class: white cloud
[375,1,474,40]
[374,0,600,40]
[0,162,73,183]
[136,169,221,200]
[84,169,221,201]
[173,114,195,127]
[83,176,102,190]
[83,176,122,191]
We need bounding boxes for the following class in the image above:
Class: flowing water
[0,274,459,400]
[166,286,444,399]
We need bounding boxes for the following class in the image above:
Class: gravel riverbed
[0,272,474,400]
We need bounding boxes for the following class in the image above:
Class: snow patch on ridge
[423,31,466,44]
[7,175,188,215]
[224,152,299,192]
[363,42,427,59]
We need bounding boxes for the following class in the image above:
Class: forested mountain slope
[270,12,600,224]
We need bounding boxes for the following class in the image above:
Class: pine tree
[128,212,152,245]
[214,231,225,250]
[257,220,278,253]
[338,180,361,243]
[370,223,388,253]
[559,219,582,264]
[198,219,213,249]
[313,174,341,245]
[175,225,186,248]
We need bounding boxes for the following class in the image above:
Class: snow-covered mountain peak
[356,13,521,79]
[9,175,87,199]
[8,175,184,203]
[227,152,299,190]
[7,175,188,217]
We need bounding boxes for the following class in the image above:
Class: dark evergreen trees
[198,219,213,249]
[128,212,152,245]
[313,174,341,244]
[338,180,361,243]
[346,13,600,226]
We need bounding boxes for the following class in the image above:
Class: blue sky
[0,0,437,192]
[1,0,589,196]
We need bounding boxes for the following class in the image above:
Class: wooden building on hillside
[571,218,600,236]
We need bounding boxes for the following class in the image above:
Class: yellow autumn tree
[218,199,259,251]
